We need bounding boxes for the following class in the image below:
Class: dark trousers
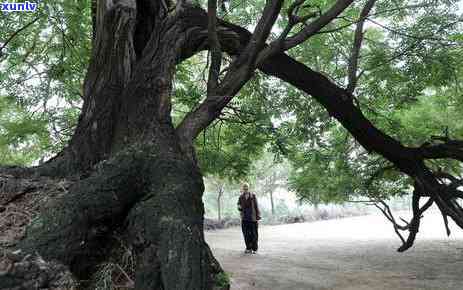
[241,221,258,251]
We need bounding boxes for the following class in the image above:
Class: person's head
[241,182,249,193]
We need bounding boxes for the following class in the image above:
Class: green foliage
[0,0,462,209]
[175,55,274,180]
[0,95,50,165]
[268,0,463,204]
[215,271,231,288]
[0,1,91,165]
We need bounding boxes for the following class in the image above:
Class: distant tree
[250,152,290,215]
[205,176,229,221]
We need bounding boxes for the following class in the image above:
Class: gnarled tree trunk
[4,1,228,289]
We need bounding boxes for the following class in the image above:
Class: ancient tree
[1,0,463,289]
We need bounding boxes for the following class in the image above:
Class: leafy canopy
[0,0,462,205]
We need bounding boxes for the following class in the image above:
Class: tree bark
[16,145,224,289]
[44,0,137,174]
[8,1,229,289]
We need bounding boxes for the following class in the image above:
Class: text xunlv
[1,2,37,12]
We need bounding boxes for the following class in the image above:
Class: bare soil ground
[205,211,463,290]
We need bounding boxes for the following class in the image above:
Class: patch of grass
[215,271,231,288]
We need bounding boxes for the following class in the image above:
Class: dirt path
[205,212,463,290]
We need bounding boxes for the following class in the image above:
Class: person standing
[237,182,261,254]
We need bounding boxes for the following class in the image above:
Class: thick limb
[178,6,463,247]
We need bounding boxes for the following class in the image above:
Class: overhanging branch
[281,0,354,51]
[177,1,283,145]
[257,0,354,64]
[418,139,463,162]
[175,5,463,246]
[0,16,41,59]
[346,0,377,94]
[207,0,222,93]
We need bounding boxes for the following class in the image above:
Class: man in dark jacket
[237,182,261,254]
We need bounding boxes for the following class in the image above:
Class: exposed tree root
[1,145,229,290]
[0,250,77,290]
